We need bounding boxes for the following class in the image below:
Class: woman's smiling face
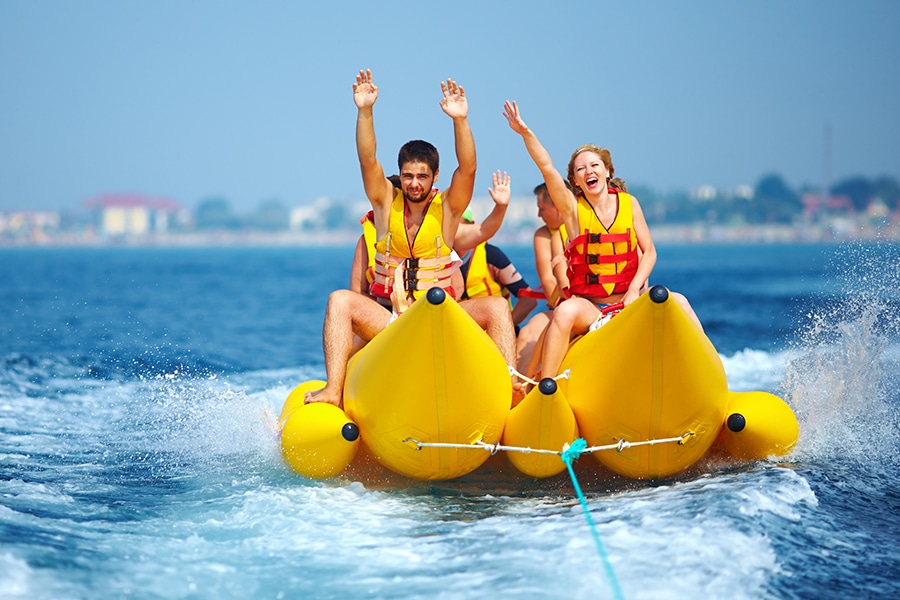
[572,150,609,195]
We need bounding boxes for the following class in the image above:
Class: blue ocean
[2,241,899,599]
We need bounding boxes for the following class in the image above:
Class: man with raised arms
[305,69,519,408]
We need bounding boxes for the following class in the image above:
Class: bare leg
[305,290,391,408]
[516,310,551,375]
[350,335,367,356]
[525,327,547,382]
[540,298,600,378]
[671,291,703,331]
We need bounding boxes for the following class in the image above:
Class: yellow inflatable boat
[279,286,798,481]
[558,285,798,479]
[281,287,511,481]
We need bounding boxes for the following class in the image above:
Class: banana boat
[279,286,798,481]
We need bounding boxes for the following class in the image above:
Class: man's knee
[480,296,511,318]
[461,297,511,330]
[326,289,364,318]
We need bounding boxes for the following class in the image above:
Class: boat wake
[781,242,900,465]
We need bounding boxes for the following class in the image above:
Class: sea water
[1,242,898,599]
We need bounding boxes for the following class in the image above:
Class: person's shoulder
[484,243,512,266]
[534,226,554,248]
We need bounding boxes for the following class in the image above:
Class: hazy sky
[2,1,898,212]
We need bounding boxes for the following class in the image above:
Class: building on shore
[83,194,184,237]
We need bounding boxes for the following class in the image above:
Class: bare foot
[511,380,527,409]
[304,385,343,409]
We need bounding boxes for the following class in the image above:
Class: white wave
[721,348,793,392]
[777,243,900,466]
[0,552,33,599]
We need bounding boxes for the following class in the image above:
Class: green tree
[872,177,900,206]
[195,197,241,229]
[323,202,350,229]
[248,199,289,231]
[750,173,802,223]
[831,177,873,212]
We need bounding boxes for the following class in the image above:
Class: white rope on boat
[507,366,570,387]
[401,431,695,456]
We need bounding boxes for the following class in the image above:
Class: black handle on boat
[649,285,669,303]
[538,378,558,395]
[426,287,446,305]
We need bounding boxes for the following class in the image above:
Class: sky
[1,1,899,212]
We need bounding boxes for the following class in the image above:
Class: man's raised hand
[353,69,378,109]
[440,79,468,119]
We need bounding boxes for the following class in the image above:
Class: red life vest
[565,191,639,299]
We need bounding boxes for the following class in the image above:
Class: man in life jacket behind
[457,201,537,334]
[304,68,521,409]
[515,181,569,376]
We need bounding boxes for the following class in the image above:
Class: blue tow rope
[561,438,625,600]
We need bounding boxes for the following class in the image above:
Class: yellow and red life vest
[368,188,456,301]
[565,192,639,299]
[462,242,506,299]
[555,223,569,247]
[360,211,377,286]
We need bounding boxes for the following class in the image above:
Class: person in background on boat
[457,181,538,334]
[348,175,400,295]
[454,169,515,256]
[502,99,702,380]
[304,69,520,408]
[515,182,570,375]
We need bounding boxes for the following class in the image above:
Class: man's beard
[404,189,429,203]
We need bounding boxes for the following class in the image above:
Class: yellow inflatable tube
[279,380,361,479]
[343,288,511,480]
[502,377,579,478]
[717,390,799,460]
[560,286,730,479]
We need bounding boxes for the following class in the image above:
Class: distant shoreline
[1,222,898,249]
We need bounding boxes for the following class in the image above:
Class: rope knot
[561,438,588,465]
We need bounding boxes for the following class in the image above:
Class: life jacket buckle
[403,268,418,291]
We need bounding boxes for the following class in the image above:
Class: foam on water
[721,347,791,391]
[3,244,900,598]
[1,353,820,599]
[780,242,900,465]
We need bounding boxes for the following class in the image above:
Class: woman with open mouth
[502,99,701,380]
